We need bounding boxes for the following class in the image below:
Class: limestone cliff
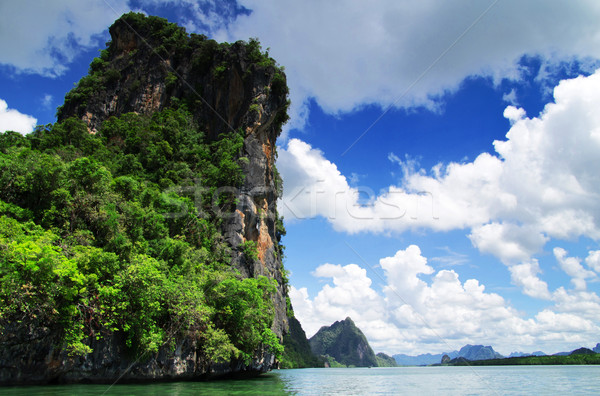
[0,13,290,384]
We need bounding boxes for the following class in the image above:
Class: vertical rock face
[0,13,290,384]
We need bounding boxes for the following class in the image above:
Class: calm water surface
[2,366,599,395]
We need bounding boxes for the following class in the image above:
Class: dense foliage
[0,107,283,362]
[280,316,325,368]
[375,353,398,367]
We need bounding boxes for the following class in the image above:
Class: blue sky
[2,1,600,356]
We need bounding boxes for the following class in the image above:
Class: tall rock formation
[57,12,290,342]
[308,317,378,367]
[0,13,290,384]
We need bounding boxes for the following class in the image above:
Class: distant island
[400,343,600,367]
[442,351,600,366]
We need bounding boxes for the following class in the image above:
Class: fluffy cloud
[219,0,600,129]
[553,248,597,291]
[508,260,551,300]
[468,223,548,264]
[0,0,128,76]
[585,250,600,273]
[291,245,600,355]
[278,70,600,273]
[0,99,37,134]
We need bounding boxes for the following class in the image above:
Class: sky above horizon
[2,0,600,356]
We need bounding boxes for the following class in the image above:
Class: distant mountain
[393,344,502,366]
[281,316,325,368]
[459,345,503,360]
[309,317,378,367]
[375,352,398,367]
[593,343,600,353]
[393,352,458,366]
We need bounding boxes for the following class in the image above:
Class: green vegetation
[446,353,600,366]
[240,240,259,262]
[375,353,398,367]
[323,355,348,368]
[280,316,325,369]
[0,107,283,362]
[57,12,288,122]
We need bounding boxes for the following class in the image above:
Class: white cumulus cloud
[0,0,128,76]
[554,248,597,291]
[585,250,600,273]
[508,260,551,300]
[0,99,37,134]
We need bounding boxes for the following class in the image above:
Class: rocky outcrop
[1,13,289,384]
[457,344,503,361]
[308,317,378,367]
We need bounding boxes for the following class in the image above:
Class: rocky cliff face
[1,13,290,384]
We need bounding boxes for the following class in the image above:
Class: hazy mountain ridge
[394,343,600,365]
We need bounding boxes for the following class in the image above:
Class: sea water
[2,366,599,395]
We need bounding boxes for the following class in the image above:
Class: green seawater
[2,366,600,395]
